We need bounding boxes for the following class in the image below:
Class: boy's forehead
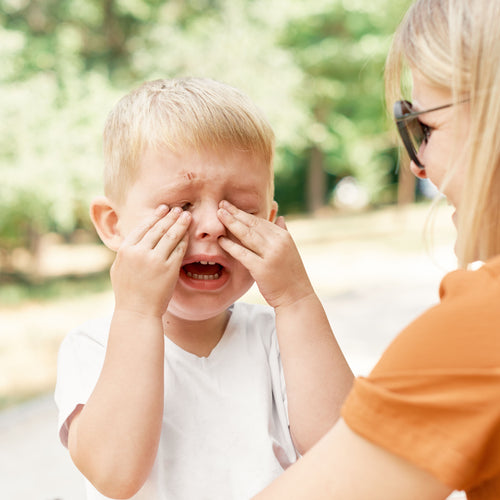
[137,145,274,195]
[174,168,267,194]
[183,171,197,182]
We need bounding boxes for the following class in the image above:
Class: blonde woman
[254,0,500,498]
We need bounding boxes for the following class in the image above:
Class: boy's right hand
[110,205,191,318]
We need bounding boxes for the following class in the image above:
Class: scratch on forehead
[184,171,197,181]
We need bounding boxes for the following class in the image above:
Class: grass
[0,271,111,306]
[0,242,114,410]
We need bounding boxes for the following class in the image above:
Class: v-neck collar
[163,304,236,363]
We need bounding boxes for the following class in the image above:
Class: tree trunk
[307,145,327,213]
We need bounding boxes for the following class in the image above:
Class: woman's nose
[192,203,227,240]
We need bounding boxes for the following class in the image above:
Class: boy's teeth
[186,272,220,280]
[184,261,221,280]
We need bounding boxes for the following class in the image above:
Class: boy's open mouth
[182,261,224,280]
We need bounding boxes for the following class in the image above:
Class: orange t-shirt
[342,256,500,499]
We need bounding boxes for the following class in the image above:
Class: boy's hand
[111,205,191,318]
[217,200,314,309]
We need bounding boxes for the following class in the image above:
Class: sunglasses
[393,100,454,169]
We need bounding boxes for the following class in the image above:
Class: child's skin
[67,146,353,498]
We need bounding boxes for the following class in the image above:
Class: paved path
[0,279,464,499]
[0,207,466,499]
[0,393,85,500]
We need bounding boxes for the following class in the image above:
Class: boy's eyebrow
[179,172,261,194]
[153,177,263,199]
[227,185,262,198]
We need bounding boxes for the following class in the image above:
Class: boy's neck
[161,309,231,358]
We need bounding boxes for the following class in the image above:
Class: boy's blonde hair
[103,78,275,204]
[385,0,500,267]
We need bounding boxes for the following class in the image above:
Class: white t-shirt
[55,302,297,500]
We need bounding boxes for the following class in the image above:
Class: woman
[253,0,500,498]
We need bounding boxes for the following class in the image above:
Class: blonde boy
[55,78,352,500]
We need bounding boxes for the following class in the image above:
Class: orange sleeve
[342,262,500,492]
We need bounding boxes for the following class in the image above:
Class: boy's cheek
[115,218,131,242]
[117,208,154,236]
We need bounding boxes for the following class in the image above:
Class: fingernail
[157,204,168,213]
[171,207,182,215]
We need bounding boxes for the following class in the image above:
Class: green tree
[0,0,127,272]
[280,0,411,211]
[0,0,414,278]
[127,0,311,168]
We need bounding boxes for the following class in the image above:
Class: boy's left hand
[217,200,315,309]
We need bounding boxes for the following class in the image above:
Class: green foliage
[0,270,111,306]
[0,71,119,250]
[0,0,413,259]
[279,0,410,207]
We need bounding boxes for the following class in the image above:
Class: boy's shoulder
[233,301,275,317]
[62,314,113,350]
[231,301,275,328]
[229,302,277,346]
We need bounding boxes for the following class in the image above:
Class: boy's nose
[192,202,227,240]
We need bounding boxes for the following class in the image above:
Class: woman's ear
[89,196,123,251]
[268,200,279,223]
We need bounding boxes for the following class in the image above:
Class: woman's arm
[253,418,453,500]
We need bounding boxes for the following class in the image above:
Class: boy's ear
[89,196,122,251]
[268,200,279,223]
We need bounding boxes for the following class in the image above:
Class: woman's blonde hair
[103,77,275,204]
[385,0,500,267]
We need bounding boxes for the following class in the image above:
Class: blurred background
[0,0,463,498]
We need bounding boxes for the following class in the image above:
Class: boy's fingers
[142,207,184,249]
[275,216,287,230]
[218,235,260,268]
[219,200,257,225]
[218,210,264,252]
[122,205,169,246]
[217,206,268,252]
[219,199,286,237]
[155,211,192,257]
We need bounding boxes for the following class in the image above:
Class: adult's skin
[253,0,500,498]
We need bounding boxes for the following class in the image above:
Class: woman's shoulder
[369,257,500,376]
[439,255,500,301]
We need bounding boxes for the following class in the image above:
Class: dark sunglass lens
[394,100,425,168]
[400,100,412,115]
[398,101,424,149]
[406,117,426,150]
